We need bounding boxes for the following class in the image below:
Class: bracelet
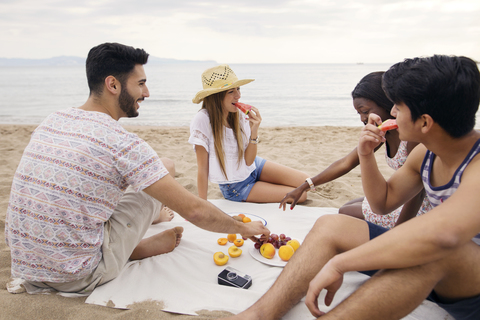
[250,136,259,144]
[306,178,316,191]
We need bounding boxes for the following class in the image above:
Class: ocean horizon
[1,63,479,128]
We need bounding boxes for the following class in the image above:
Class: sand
[0,124,392,320]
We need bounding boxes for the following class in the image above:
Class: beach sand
[0,124,393,320]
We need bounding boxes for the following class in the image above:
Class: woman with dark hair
[280,71,431,228]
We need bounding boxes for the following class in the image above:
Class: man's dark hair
[352,71,393,112]
[86,42,149,96]
[382,55,480,138]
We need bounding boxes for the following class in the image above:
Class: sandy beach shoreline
[0,124,392,319]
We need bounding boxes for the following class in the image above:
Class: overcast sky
[1,0,478,63]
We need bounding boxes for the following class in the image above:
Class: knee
[311,214,343,236]
[310,214,369,252]
[160,157,175,177]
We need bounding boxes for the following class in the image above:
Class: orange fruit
[213,252,229,266]
[233,239,244,247]
[278,245,295,261]
[227,234,237,243]
[238,213,246,218]
[287,239,300,252]
[217,238,228,245]
[242,216,252,223]
[228,245,242,258]
[260,243,275,259]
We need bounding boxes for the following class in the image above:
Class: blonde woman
[189,65,309,203]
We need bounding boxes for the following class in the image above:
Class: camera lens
[227,272,238,281]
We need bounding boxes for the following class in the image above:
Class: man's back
[5,107,167,282]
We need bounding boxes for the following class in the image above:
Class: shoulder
[193,109,210,121]
[405,141,420,154]
[191,109,210,127]
[404,143,428,172]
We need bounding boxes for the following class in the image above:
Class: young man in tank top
[225,55,480,320]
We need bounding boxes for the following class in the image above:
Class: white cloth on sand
[82,200,453,320]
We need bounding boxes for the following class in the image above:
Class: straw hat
[192,64,254,104]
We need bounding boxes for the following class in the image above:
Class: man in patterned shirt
[5,42,269,293]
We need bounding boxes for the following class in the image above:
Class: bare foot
[152,205,175,224]
[130,226,184,260]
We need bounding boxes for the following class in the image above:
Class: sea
[1,63,479,128]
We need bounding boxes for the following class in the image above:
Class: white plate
[227,213,267,226]
[249,247,287,267]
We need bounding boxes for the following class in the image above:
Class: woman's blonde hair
[202,91,245,180]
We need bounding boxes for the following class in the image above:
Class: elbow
[182,197,207,224]
[432,229,464,250]
[185,206,203,224]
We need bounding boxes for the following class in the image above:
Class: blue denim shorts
[218,157,267,202]
[362,221,480,320]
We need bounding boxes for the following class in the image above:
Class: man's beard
[119,87,140,118]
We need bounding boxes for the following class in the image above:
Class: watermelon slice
[234,102,252,115]
[378,119,398,131]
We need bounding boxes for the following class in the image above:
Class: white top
[188,109,255,184]
[6,108,168,282]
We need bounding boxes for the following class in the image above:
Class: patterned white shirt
[5,108,168,282]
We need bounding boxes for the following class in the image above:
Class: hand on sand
[152,205,175,224]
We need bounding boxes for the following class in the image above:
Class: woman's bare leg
[246,161,309,203]
[338,197,364,220]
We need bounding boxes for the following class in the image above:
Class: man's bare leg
[130,226,184,260]
[320,240,480,320]
[223,214,370,320]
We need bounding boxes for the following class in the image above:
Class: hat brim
[192,79,254,104]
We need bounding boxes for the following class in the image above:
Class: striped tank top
[421,138,480,242]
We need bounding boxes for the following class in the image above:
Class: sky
[0,0,479,64]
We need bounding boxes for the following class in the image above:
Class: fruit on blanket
[263,233,294,249]
[234,239,244,247]
[233,215,243,222]
[238,213,245,218]
[278,244,295,261]
[287,239,301,252]
[228,245,242,258]
[214,252,229,266]
[227,234,237,242]
[217,238,228,246]
[260,243,276,259]
[242,216,251,223]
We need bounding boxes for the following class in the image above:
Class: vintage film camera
[218,267,252,289]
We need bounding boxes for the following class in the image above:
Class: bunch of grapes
[254,233,292,249]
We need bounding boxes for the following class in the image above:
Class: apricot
[287,239,300,252]
[260,243,276,259]
[228,245,242,258]
[233,239,244,247]
[213,252,229,266]
[242,216,252,223]
[238,213,245,218]
[217,238,228,246]
[278,244,295,261]
[233,215,243,222]
[227,234,237,242]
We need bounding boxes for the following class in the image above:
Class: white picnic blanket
[85,200,453,319]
